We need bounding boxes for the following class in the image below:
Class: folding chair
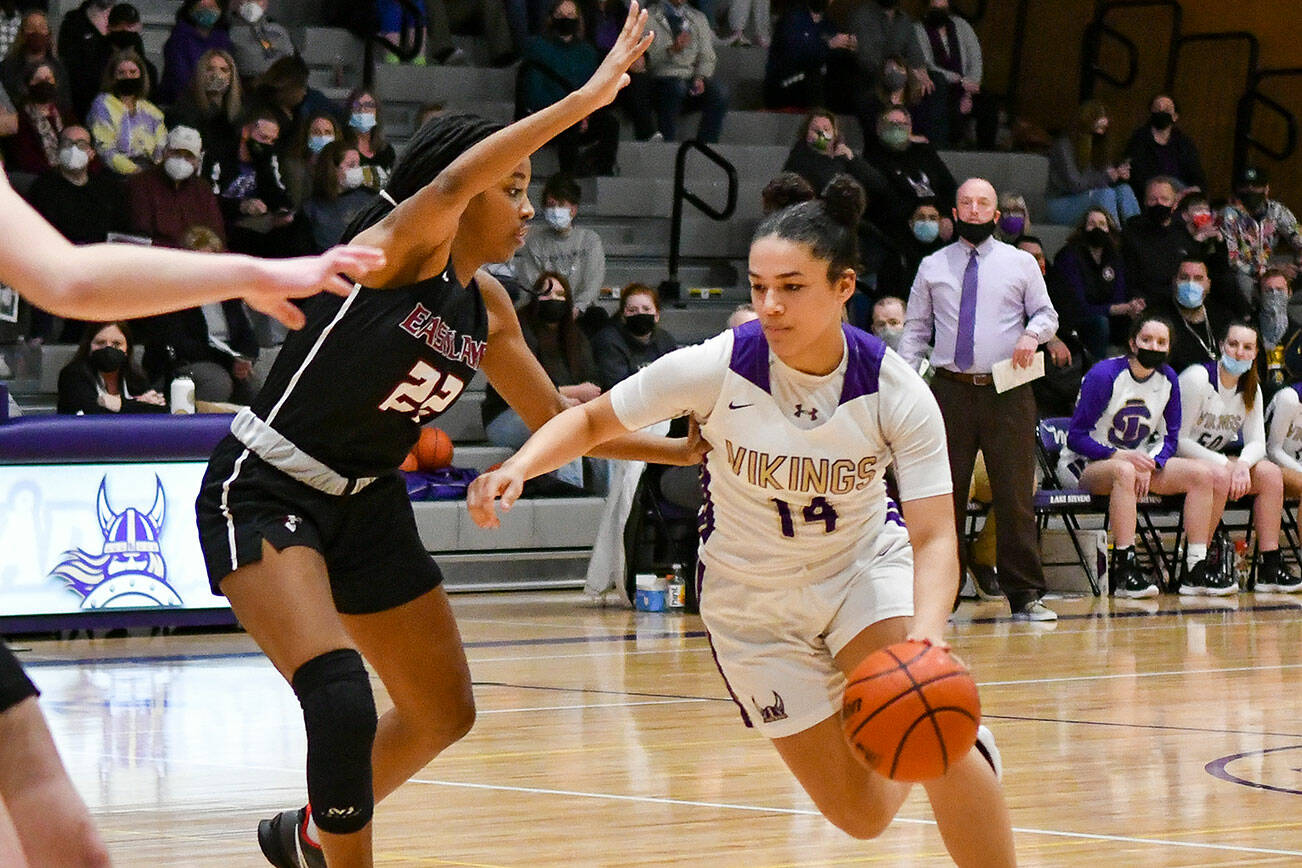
[1033,418,1107,596]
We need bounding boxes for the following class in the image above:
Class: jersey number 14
[379,360,466,422]
[771,496,839,537]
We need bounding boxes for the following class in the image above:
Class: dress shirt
[900,236,1059,373]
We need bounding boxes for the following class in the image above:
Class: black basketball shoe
[1111,548,1157,598]
[1178,557,1209,596]
[258,807,325,868]
[1256,556,1302,593]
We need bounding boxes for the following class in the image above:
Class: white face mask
[341,166,365,190]
[164,155,196,180]
[239,1,264,23]
[58,145,89,172]
[544,206,573,231]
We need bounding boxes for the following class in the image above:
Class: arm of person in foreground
[0,171,385,328]
[901,493,959,648]
[468,394,704,526]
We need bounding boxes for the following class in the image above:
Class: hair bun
[821,174,866,228]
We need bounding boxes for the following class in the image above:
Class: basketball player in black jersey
[193,7,697,868]
[0,167,385,867]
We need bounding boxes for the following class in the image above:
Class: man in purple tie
[899,177,1060,620]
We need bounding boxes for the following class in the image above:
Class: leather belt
[934,368,994,387]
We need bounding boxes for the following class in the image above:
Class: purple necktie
[954,248,979,371]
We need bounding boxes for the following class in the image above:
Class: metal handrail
[1079,0,1182,101]
[658,141,738,302]
[1235,67,1302,182]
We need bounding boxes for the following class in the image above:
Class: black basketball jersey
[249,265,489,478]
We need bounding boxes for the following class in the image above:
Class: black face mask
[114,76,144,97]
[625,312,656,337]
[247,139,272,160]
[107,31,143,52]
[924,8,949,26]
[89,346,127,373]
[536,298,568,323]
[1150,110,1174,131]
[1145,203,1172,224]
[551,16,579,36]
[807,0,827,12]
[1084,227,1110,248]
[1239,191,1266,214]
[26,81,56,103]
[954,218,996,246]
[1134,347,1168,370]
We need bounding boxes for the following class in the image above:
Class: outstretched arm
[351,2,654,287]
[0,172,385,329]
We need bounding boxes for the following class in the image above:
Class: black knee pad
[0,641,39,714]
[292,648,378,835]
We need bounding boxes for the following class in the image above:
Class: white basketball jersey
[610,320,952,589]
[1266,383,1302,467]
[1178,361,1261,456]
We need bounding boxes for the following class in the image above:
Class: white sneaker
[974,724,1002,781]
[1012,599,1057,621]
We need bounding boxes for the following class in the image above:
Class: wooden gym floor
[13,589,1302,866]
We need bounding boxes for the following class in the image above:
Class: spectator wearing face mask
[1122,175,1191,314]
[27,125,126,247]
[763,0,853,110]
[1123,94,1206,202]
[912,0,996,149]
[8,60,75,176]
[1046,99,1139,228]
[281,111,345,207]
[1167,256,1235,373]
[58,320,167,415]
[303,140,373,251]
[1222,165,1302,304]
[228,0,296,80]
[166,48,243,174]
[516,173,606,313]
[103,5,160,95]
[57,0,112,118]
[993,192,1029,243]
[159,0,234,105]
[481,271,602,491]
[342,87,393,190]
[520,0,620,177]
[2,11,71,116]
[87,48,167,175]
[870,295,906,350]
[1048,206,1136,362]
[863,105,956,239]
[1174,190,1241,312]
[126,125,226,248]
[782,110,891,216]
[590,283,678,390]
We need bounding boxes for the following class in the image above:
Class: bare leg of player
[221,544,374,868]
[340,588,476,803]
[1282,465,1302,500]
[0,698,111,868]
[0,801,31,868]
[1249,462,1285,551]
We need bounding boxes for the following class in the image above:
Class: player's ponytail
[340,113,505,243]
[753,173,864,281]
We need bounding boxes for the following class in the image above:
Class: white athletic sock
[304,812,320,847]
[1187,543,1208,569]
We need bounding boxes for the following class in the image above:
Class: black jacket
[137,300,259,383]
[57,358,166,415]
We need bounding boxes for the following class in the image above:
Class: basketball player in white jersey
[1058,314,1220,598]
[0,166,385,867]
[1177,320,1300,593]
[469,177,1017,865]
[1266,379,1302,501]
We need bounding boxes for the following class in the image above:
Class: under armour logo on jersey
[284,515,301,533]
[755,691,787,723]
[793,404,818,421]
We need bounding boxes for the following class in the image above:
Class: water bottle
[169,375,195,414]
[1234,539,1250,589]
[666,562,686,611]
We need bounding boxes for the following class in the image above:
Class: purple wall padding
[0,414,234,463]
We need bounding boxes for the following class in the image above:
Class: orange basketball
[414,426,454,471]
[399,452,419,472]
[841,640,981,782]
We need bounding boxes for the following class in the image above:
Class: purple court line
[1206,745,1302,795]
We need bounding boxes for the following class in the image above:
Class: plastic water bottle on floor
[666,563,686,612]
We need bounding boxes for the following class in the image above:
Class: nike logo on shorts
[728,401,753,410]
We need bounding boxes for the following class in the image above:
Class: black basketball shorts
[0,641,39,713]
[196,436,444,615]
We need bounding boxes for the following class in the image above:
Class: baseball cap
[166,125,203,156]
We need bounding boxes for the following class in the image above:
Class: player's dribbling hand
[581,1,653,108]
[467,466,527,528]
[905,631,953,653]
[243,244,387,330]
